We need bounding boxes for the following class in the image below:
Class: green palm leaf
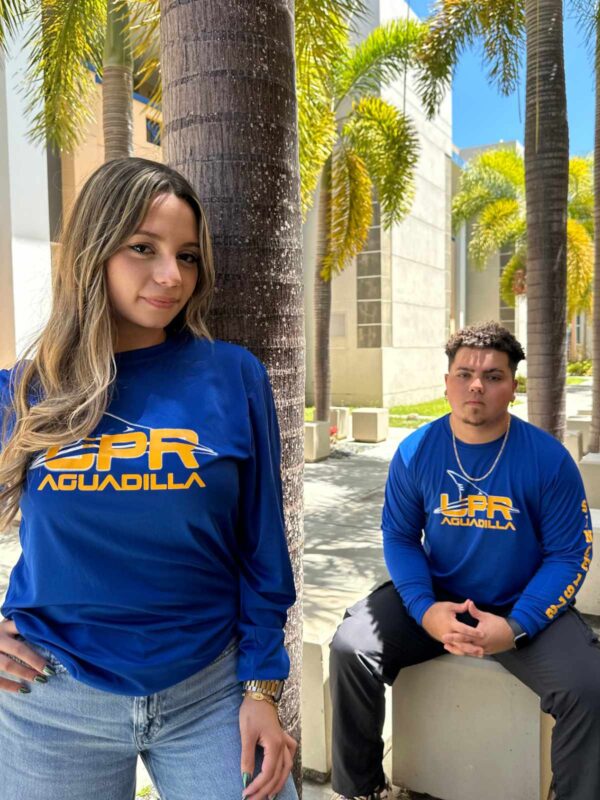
[417,0,524,119]
[453,148,524,229]
[468,197,524,268]
[296,0,364,81]
[567,218,594,317]
[0,0,29,51]
[128,0,161,108]
[23,0,107,151]
[298,77,337,217]
[568,154,594,236]
[343,96,419,227]
[499,249,527,307]
[333,18,425,104]
[321,145,373,281]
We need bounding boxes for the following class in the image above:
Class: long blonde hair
[0,157,215,529]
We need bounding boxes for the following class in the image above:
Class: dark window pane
[357,325,382,348]
[357,301,381,324]
[146,118,161,146]
[357,252,381,277]
[357,277,381,300]
[362,226,381,252]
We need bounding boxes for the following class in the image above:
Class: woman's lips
[142,297,178,309]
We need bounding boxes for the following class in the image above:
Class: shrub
[567,360,592,376]
[516,374,526,394]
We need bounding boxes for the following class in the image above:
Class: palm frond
[453,148,524,229]
[321,145,373,280]
[343,96,419,227]
[298,79,336,217]
[128,0,161,108]
[571,0,600,64]
[23,0,106,151]
[296,0,363,82]
[333,18,425,104]
[568,155,594,236]
[0,0,30,52]
[468,197,524,268]
[416,0,524,119]
[499,249,527,307]
[566,218,594,317]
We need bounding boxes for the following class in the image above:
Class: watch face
[514,631,529,650]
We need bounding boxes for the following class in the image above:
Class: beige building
[304,0,453,409]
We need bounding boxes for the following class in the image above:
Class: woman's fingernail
[42,664,56,677]
[242,773,251,789]
[18,685,30,694]
[33,674,48,684]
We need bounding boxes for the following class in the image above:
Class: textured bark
[313,156,332,422]
[524,0,569,439]
[103,0,133,161]
[590,29,600,453]
[160,0,304,789]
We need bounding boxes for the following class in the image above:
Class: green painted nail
[34,675,48,684]
[42,664,56,677]
[18,685,30,694]
[242,772,251,789]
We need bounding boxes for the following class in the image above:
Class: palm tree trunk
[103,0,133,161]
[524,0,569,439]
[569,315,578,362]
[313,155,332,422]
[160,0,304,789]
[590,24,600,453]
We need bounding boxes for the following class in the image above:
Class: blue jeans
[0,639,298,800]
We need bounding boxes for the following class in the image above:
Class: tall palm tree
[453,149,593,330]
[0,0,145,159]
[418,0,570,440]
[299,14,424,421]
[159,0,304,786]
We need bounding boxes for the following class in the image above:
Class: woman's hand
[240,695,297,800]
[0,619,53,693]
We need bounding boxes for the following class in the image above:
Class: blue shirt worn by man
[382,414,592,637]
[0,333,296,695]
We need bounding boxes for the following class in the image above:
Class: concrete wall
[304,0,453,408]
[1,35,52,364]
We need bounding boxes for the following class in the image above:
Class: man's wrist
[506,616,530,649]
[242,679,284,704]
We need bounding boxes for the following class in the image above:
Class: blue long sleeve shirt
[0,333,296,695]
[382,415,592,638]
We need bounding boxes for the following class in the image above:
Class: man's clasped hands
[422,599,515,656]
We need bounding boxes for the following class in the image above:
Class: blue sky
[409,1,595,156]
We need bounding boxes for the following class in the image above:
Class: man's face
[445,347,517,428]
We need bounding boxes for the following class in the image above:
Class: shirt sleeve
[0,368,14,450]
[382,445,436,625]
[235,359,296,681]
[509,452,592,638]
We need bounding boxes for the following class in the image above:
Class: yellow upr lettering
[44,445,95,472]
[486,496,513,520]
[467,495,488,516]
[149,429,200,470]
[97,433,147,472]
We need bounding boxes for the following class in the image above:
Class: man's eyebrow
[454,366,506,374]
[133,229,200,248]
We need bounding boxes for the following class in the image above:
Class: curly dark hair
[445,322,525,375]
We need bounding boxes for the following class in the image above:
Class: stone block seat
[351,408,389,443]
[392,654,554,800]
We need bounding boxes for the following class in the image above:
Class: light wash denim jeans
[0,638,298,800]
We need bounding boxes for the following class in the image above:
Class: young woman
[0,157,298,800]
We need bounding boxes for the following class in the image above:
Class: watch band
[506,616,530,649]
[242,679,284,703]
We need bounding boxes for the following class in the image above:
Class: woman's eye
[130,243,152,255]
[178,253,200,265]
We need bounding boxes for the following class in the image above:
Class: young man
[330,322,598,800]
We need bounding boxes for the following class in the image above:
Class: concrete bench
[579,452,600,508]
[392,654,554,800]
[573,507,600,615]
[305,421,330,463]
[351,408,389,443]
[330,407,350,440]
[564,430,583,463]
[567,416,591,454]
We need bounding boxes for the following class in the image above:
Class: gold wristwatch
[243,679,284,705]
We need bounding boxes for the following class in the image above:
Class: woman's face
[106,193,200,352]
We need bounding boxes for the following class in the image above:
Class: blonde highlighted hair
[0,157,215,530]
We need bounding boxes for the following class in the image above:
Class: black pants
[329,582,600,800]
